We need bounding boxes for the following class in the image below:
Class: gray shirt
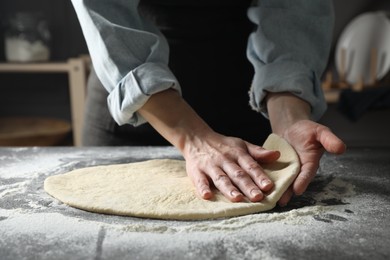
[70,0,334,126]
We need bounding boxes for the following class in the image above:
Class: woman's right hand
[139,89,279,202]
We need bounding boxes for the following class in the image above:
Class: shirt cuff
[248,60,327,121]
[107,62,181,126]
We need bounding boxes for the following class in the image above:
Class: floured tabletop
[0,146,389,260]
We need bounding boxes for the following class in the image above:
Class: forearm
[71,0,181,126]
[266,92,311,136]
[138,89,213,153]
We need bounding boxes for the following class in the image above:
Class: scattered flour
[1,147,389,260]
[27,199,48,210]
[114,177,355,234]
[0,212,97,237]
[0,148,365,259]
[1,167,355,237]
[0,181,29,198]
[0,158,61,179]
[119,205,328,234]
[314,177,356,202]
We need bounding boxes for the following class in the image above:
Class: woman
[72,0,346,205]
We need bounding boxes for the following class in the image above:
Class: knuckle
[233,170,247,179]
[299,171,314,183]
[196,178,208,187]
[253,170,266,180]
[198,183,210,192]
[246,162,261,172]
[214,174,229,183]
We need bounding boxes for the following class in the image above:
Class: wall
[0,0,87,122]
[0,0,87,60]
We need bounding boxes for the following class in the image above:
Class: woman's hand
[277,120,346,206]
[266,92,346,206]
[182,131,280,202]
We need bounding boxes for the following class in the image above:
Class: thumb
[245,142,281,163]
[317,127,346,155]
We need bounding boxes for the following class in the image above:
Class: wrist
[266,92,311,135]
[138,89,215,153]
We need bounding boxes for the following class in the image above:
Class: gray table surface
[0,146,389,260]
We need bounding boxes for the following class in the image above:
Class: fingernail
[261,179,272,188]
[231,190,242,198]
[250,189,263,201]
[202,190,212,199]
[251,189,262,197]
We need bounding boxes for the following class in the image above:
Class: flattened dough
[44,134,300,220]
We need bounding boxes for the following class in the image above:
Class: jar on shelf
[4,12,51,62]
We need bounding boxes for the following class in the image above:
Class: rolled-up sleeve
[247,0,334,120]
[71,0,181,126]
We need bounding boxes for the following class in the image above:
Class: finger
[221,162,264,202]
[208,167,244,202]
[278,186,294,207]
[237,155,274,192]
[187,167,213,200]
[293,161,319,195]
[245,142,281,163]
[317,127,346,154]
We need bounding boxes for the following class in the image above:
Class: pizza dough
[44,134,300,220]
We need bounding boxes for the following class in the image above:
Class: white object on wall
[335,11,390,84]
[5,38,50,62]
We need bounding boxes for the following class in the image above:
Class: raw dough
[44,134,300,220]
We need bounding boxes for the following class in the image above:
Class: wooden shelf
[0,57,91,146]
[0,62,70,72]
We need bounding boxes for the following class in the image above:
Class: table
[0,146,389,259]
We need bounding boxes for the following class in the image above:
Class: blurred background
[0,0,389,147]
[0,0,87,146]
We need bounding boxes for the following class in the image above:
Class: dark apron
[82,0,271,146]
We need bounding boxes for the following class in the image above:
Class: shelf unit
[0,57,90,146]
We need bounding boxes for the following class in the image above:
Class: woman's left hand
[277,119,346,206]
